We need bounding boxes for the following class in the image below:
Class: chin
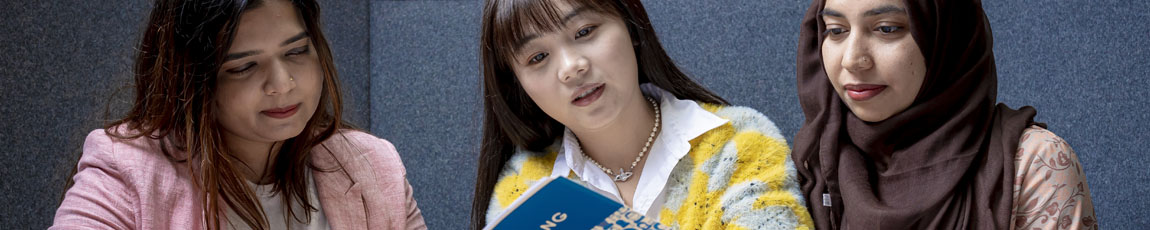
[856,115,888,122]
[847,107,891,123]
[266,124,308,141]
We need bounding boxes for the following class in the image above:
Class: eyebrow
[224,31,310,62]
[820,9,844,18]
[864,5,906,16]
[820,5,906,18]
[281,31,309,46]
[512,7,591,51]
[225,51,259,62]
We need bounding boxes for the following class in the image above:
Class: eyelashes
[826,27,847,36]
[823,24,906,39]
[875,26,902,34]
[523,25,599,66]
[575,26,596,39]
[226,62,256,74]
[528,53,549,65]
[286,45,310,56]
[223,45,311,75]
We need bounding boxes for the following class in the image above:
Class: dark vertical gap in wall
[364,0,373,130]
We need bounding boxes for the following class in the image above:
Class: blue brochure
[485,176,669,230]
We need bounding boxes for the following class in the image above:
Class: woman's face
[509,1,642,131]
[821,0,926,122]
[215,0,323,146]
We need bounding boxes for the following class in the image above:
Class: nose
[263,60,296,96]
[841,32,873,73]
[555,48,589,84]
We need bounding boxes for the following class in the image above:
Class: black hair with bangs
[472,0,728,228]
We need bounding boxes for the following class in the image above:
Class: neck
[224,136,282,184]
[570,93,659,170]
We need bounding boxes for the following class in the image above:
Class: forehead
[497,0,592,36]
[823,0,906,14]
[490,0,619,58]
[229,0,305,49]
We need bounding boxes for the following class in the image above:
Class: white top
[225,170,330,230]
[550,84,728,219]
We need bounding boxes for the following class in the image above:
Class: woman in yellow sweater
[470,0,814,229]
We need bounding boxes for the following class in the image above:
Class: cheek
[513,72,570,122]
[891,42,926,95]
[212,85,251,133]
[511,65,555,102]
[214,83,255,116]
[302,64,324,96]
[519,77,554,108]
[286,57,325,103]
[596,27,639,82]
[821,43,845,92]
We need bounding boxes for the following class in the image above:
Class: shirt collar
[550,84,728,207]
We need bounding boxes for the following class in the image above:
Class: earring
[290,76,294,81]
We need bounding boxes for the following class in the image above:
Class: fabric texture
[1010,126,1097,230]
[51,127,426,230]
[792,0,1045,229]
[223,170,329,230]
[487,103,813,229]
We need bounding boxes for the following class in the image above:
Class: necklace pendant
[613,168,633,182]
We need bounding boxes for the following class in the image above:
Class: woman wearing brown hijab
[792,0,1098,229]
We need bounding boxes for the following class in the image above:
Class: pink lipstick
[571,83,605,107]
[844,84,886,101]
[262,103,300,119]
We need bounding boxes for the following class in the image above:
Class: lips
[843,84,886,101]
[262,103,300,119]
[571,83,605,107]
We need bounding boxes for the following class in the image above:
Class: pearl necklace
[578,97,659,182]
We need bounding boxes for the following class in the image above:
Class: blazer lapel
[312,148,368,230]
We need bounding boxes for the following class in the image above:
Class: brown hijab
[793,0,1042,229]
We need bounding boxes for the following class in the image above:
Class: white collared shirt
[549,84,728,219]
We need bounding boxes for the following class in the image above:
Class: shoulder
[493,145,560,193]
[680,103,797,196]
[1012,126,1098,229]
[697,103,786,141]
[1015,126,1078,172]
[486,145,560,222]
[317,129,405,175]
[80,126,176,177]
[659,104,811,229]
[319,130,400,161]
[57,127,191,228]
[690,103,790,160]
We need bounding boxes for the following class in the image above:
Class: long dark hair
[92,0,344,229]
[471,0,728,227]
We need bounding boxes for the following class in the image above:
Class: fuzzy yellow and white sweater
[486,103,814,229]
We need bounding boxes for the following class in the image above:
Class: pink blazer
[51,127,427,229]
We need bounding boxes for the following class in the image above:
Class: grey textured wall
[1,0,148,227]
[371,1,483,227]
[2,0,1147,229]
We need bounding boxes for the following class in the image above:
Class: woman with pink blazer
[51,0,425,229]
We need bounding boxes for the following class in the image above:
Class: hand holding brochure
[484,175,669,230]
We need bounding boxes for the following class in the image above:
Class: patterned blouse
[1011,126,1098,230]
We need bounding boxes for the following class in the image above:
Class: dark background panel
[370,1,483,229]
